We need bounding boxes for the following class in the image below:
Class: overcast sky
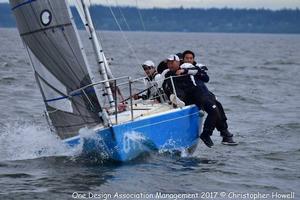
[1,0,299,9]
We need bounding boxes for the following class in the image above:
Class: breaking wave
[0,120,75,161]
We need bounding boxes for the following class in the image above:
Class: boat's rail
[68,75,183,126]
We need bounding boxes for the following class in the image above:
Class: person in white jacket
[134,60,165,102]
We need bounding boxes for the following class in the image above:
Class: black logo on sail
[40,10,52,26]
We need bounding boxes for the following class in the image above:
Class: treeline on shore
[1,3,299,33]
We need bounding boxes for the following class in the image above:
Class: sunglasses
[142,65,153,70]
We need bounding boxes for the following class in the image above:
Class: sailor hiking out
[163,53,238,148]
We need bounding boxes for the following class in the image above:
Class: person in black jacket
[181,50,237,147]
[163,55,219,146]
[157,52,183,74]
[162,55,197,105]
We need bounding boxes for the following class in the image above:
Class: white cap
[167,54,180,62]
[142,60,155,67]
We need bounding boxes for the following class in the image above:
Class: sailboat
[9,0,204,161]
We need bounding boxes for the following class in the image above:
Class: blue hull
[64,105,203,161]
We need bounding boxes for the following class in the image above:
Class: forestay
[10,0,103,139]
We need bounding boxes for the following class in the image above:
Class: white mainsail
[10,0,105,139]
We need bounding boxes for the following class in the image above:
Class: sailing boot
[199,130,214,148]
[220,129,238,146]
[170,94,185,108]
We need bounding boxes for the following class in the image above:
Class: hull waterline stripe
[12,0,36,11]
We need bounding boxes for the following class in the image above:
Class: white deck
[109,100,173,125]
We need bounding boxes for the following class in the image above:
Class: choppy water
[0,28,300,199]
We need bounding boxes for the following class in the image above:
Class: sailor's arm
[179,64,210,83]
[194,68,209,83]
[154,73,163,88]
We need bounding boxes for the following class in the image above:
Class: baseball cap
[167,54,180,62]
[142,60,155,67]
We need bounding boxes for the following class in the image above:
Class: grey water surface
[0,28,299,199]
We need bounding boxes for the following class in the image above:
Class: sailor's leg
[199,99,220,148]
[214,100,238,145]
[215,100,229,132]
[202,100,219,133]
[216,100,227,121]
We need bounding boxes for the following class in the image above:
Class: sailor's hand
[176,69,185,75]
[133,94,139,100]
[118,103,127,112]
[201,66,208,71]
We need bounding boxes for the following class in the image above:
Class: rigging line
[136,0,146,31]
[76,0,113,101]
[43,88,93,102]
[115,0,131,31]
[106,0,141,66]
[74,0,85,16]
[89,0,113,78]
[73,0,103,84]
[85,0,112,78]
[84,1,107,62]
[79,0,117,111]
[47,0,88,78]
[75,0,95,44]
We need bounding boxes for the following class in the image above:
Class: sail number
[123,135,143,154]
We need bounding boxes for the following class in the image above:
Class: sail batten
[10,0,103,139]
[20,23,72,36]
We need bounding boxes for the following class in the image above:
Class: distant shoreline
[1,3,300,34]
[2,27,300,36]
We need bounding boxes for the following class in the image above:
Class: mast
[80,0,115,107]
[67,0,111,127]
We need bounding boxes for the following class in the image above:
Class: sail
[9,0,102,139]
